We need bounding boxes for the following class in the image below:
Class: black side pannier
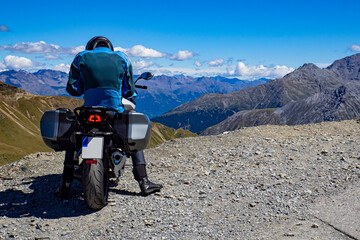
[40,108,76,151]
[114,111,152,152]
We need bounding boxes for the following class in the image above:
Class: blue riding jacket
[66,47,135,113]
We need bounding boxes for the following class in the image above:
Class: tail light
[88,114,102,123]
[86,160,98,164]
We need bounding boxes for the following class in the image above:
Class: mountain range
[0,70,69,96]
[0,70,269,118]
[153,53,360,134]
[2,53,359,138]
[135,75,269,117]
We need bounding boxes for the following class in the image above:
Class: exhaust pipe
[111,151,124,165]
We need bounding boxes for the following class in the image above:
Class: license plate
[82,137,104,159]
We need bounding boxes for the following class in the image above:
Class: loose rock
[0,120,358,239]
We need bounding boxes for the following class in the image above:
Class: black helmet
[86,36,114,51]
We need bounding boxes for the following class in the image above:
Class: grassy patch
[0,153,24,166]
[148,122,197,148]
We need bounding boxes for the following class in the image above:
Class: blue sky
[1,0,360,79]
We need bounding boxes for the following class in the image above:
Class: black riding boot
[133,164,163,196]
[54,165,73,198]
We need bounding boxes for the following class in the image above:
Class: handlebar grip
[135,85,148,89]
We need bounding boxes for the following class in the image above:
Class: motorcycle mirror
[139,72,153,80]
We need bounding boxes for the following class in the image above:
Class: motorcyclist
[55,36,163,198]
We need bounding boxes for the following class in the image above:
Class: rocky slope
[204,81,360,135]
[0,120,359,239]
[326,53,360,82]
[153,54,360,133]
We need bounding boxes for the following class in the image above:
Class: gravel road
[0,120,359,239]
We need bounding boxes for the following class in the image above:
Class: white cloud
[350,44,360,52]
[226,66,235,75]
[107,58,293,79]
[115,45,194,61]
[146,62,293,79]
[2,55,37,70]
[0,41,84,55]
[145,65,228,77]
[53,63,70,73]
[169,50,194,61]
[0,41,60,54]
[0,62,6,71]
[208,58,224,67]
[0,25,9,32]
[132,59,154,70]
[118,45,166,58]
[68,45,85,55]
[114,46,128,52]
[0,41,196,62]
[234,62,294,79]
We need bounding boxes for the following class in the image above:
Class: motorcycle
[40,72,153,210]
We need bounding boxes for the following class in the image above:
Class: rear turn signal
[88,114,102,123]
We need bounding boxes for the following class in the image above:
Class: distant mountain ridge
[0,69,68,96]
[153,53,360,134]
[135,75,269,117]
[0,70,269,117]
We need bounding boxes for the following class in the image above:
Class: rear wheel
[82,158,109,210]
